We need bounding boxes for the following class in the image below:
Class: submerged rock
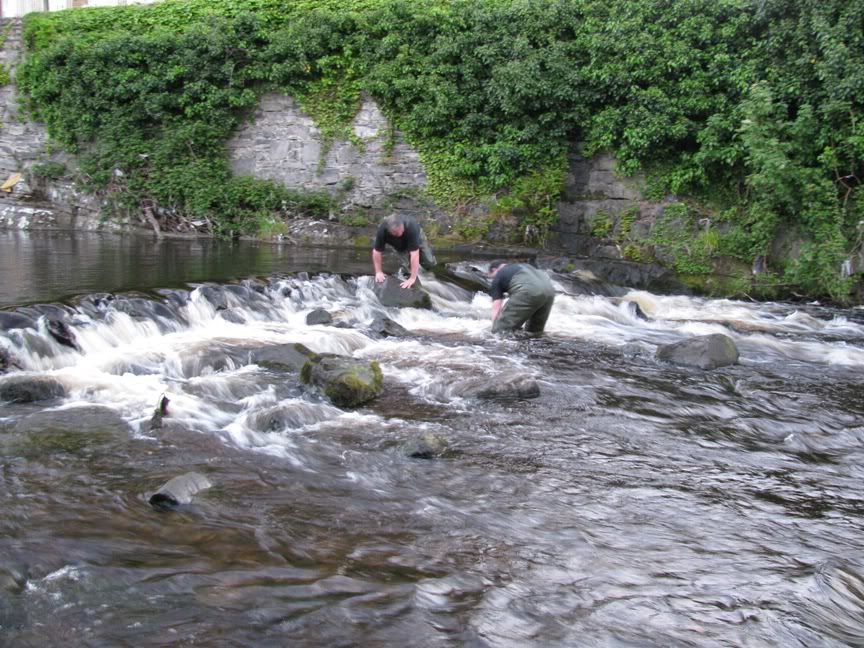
[149,472,212,509]
[656,333,739,370]
[0,563,27,594]
[301,353,383,407]
[218,308,246,324]
[12,406,128,455]
[373,276,432,309]
[404,433,449,459]
[462,372,541,400]
[0,375,66,403]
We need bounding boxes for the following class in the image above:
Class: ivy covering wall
[15,0,864,300]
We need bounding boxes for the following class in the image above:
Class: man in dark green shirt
[488,260,556,333]
[372,214,437,289]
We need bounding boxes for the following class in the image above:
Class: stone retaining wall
[227,94,428,211]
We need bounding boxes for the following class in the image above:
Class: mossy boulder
[301,353,384,407]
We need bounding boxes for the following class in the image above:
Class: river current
[1,230,863,646]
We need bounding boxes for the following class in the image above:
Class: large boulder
[301,353,383,407]
[656,333,739,370]
[0,375,66,403]
[373,276,432,309]
[461,372,541,400]
[306,308,333,325]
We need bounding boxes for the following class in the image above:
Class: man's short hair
[384,213,403,229]
[489,260,506,272]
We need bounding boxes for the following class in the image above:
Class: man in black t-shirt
[372,214,437,289]
[488,260,556,333]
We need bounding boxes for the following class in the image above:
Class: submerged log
[149,472,212,509]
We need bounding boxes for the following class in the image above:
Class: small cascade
[1,270,863,439]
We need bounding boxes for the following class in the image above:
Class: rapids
[1,231,863,646]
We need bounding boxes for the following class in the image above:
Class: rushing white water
[3,269,864,464]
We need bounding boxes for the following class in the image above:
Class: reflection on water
[0,230,381,308]
[1,231,863,646]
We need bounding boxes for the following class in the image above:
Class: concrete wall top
[2,0,156,19]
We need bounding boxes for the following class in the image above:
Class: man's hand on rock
[400,277,416,289]
[375,272,387,283]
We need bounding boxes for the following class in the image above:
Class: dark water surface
[0,230,393,308]
[1,230,864,646]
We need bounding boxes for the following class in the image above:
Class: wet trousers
[394,229,437,271]
[492,267,556,333]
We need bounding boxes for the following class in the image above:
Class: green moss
[300,361,313,384]
[30,161,67,179]
[324,362,383,407]
[591,212,613,238]
[370,360,383,391]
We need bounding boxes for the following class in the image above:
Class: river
[1,230,863,646]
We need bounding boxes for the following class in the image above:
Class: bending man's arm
[372,249,386,283]
[491,298,504,323]
[400,249,421,289]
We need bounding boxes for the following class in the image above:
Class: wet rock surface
[460,372,541,400]
[373,276,432,309]
[0,375,67,403]
[656,333,740,370]
[301,353,384,407]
